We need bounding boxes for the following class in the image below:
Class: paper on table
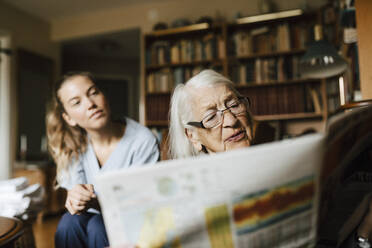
[0,177,28,192]
[96,134,325,248]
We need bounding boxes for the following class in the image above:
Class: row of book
[229,23,311,57]
[239,84,322,116]
[146,94,170,122]
[147,66,223,93]
[147,55,302,93]
[145,83,323,121]
[230,56,301,85]
[326,78,341,113]
[146,34,225,66]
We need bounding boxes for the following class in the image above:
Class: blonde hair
[46,72,95,187]
[168,69,253,159]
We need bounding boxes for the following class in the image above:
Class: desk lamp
[300,25,348,78]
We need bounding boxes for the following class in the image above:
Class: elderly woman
[169,69,262,159]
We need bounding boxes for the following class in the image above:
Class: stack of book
[230,55,301,85]
[239,84,322,116]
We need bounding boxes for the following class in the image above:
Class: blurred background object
[300,25,348,79]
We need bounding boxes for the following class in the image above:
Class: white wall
[0,1,59,59]
[0,1,59,177]
[0,35,13,180]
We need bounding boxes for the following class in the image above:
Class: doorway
[17,49,54,161]
[95,76,129,121]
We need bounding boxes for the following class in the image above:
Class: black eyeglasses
[187,97,251,129]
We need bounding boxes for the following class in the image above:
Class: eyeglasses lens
[202,100,247,128]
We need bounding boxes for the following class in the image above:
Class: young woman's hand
[65,184,96,215]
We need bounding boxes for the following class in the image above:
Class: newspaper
[95,134,325,248]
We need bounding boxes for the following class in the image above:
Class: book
[239,64,246,85]
[194,40,203,61]
[171,43,181,63]
[173,67,184,86]
[277,23,291,51]
[151,41,170,65]
[291,24,308,49]
[233,32,253,56]
[253,33,271,53]
[246,61,255,83]
[309,87,322,114]
[267,86,278,114]
[255,59,263,84]
[277,57,286,81]
[276,85,287,114]
[147,73,155,93]
[203,33,216,60]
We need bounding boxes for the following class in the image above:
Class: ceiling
[2,0,155,60]
[2,0,165,21]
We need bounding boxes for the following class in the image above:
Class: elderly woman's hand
[65,184,96,215]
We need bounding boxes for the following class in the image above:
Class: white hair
[168,69,248,159]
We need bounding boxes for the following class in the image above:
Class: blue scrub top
[59,117,160,190]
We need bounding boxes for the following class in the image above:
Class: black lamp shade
[300,40,348,78]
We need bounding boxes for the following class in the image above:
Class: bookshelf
[141,8,344,138]
[142,21,228,126]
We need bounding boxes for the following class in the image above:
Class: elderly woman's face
[187,84,253,153]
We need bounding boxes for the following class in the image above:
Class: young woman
[46,72,159,248]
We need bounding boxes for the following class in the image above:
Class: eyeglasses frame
[187,96,251,129]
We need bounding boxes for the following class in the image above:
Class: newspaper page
[95,134,325,248]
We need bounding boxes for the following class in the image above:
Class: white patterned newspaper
[95,134,325,248]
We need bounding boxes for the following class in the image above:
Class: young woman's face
[58,75,111,131]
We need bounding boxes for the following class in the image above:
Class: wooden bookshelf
[141,7,343,138]
[236,9,304,25]
[146,23,210,37]
[142,21,227,121]
[146,91,171,96]
[231,9,317,28]
[146,120,169,127]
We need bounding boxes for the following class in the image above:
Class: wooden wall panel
[356,0,372,99]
